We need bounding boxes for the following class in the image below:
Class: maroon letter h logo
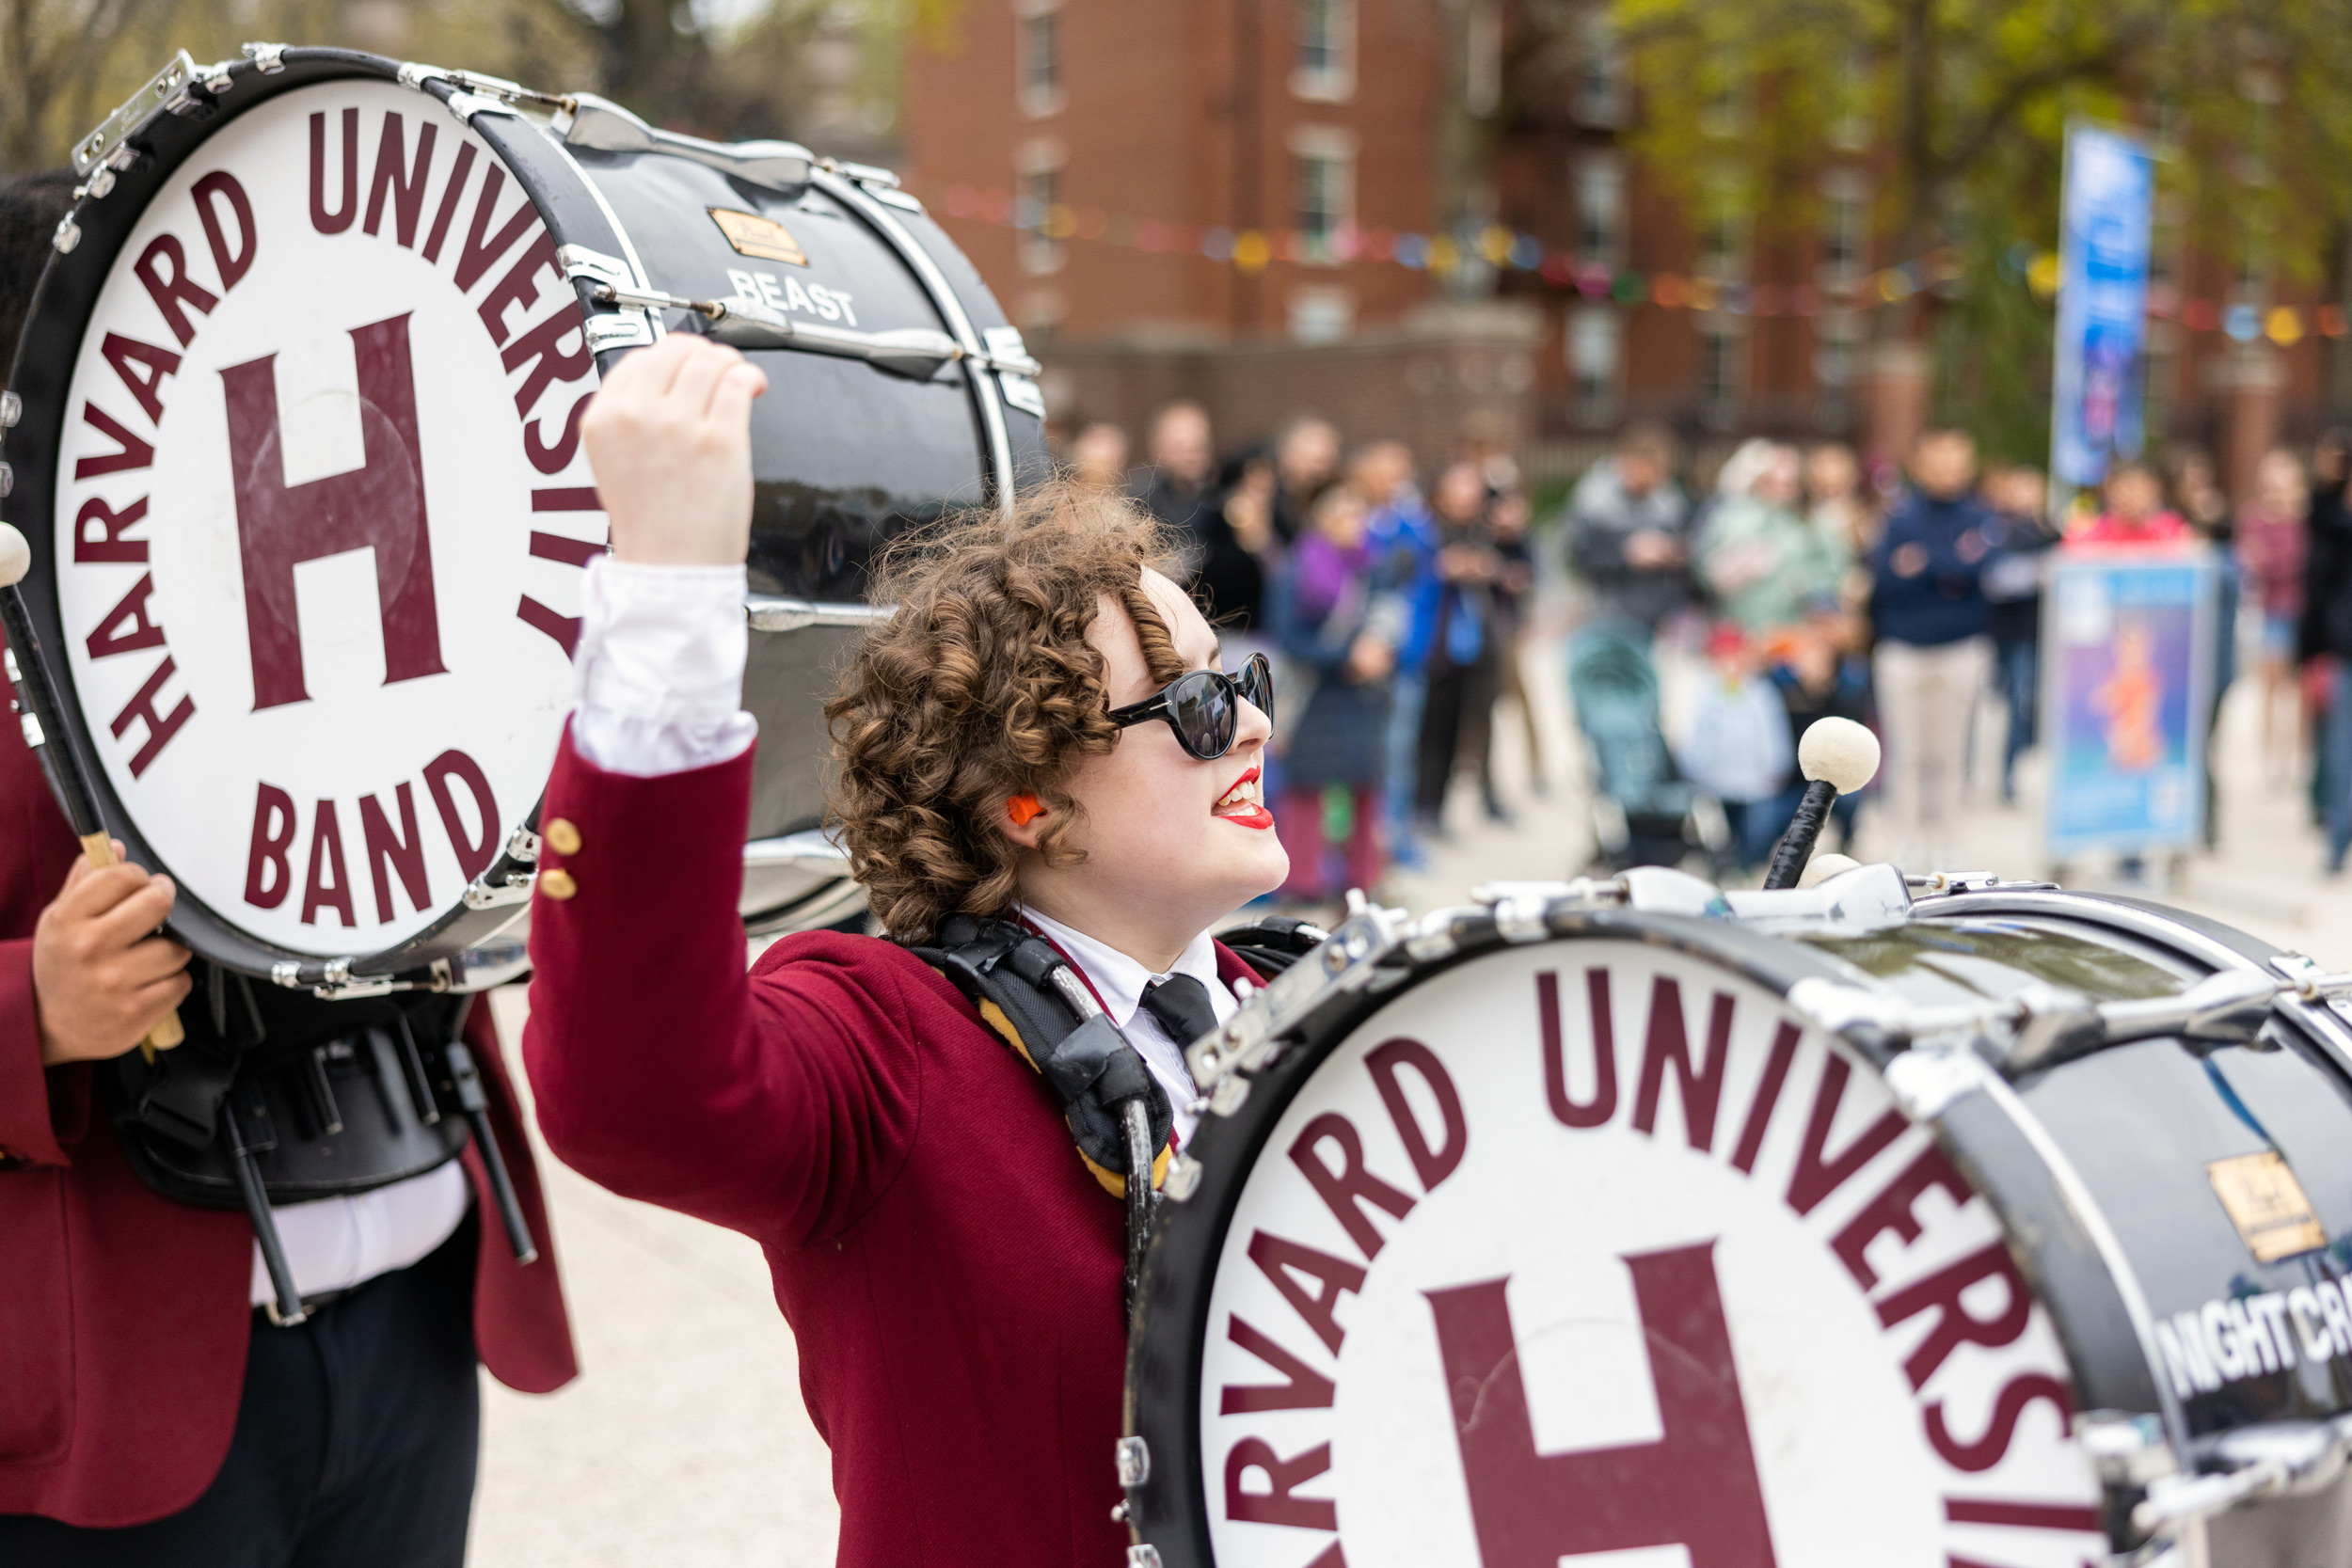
[222,312,445,710]
[1425,1242,1779,1568]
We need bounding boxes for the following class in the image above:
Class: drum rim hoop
[6,48,564,986]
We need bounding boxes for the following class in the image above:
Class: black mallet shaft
[1760,718,1882,892]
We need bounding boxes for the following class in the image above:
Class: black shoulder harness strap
[908,913,1326,1315]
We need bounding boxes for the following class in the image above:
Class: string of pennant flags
[931,183,2349,345]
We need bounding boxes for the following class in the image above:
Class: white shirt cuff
[569,556,759,777]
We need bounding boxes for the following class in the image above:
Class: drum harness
[104,961,539,1326]
[909,913,1325,1314]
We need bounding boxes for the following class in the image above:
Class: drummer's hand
[582,335,770,567]
[32,847,191,1066]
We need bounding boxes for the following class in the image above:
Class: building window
[1813,309,1861,430]
[1828,44,1870,150]
[1820,172,1868,285]
[1293,0,1354,101]
[1289,127,1355,261]
[1015,145,1065,273]
[1699,320,1745,428]
[1571,7,1629,127]
[1573,155,1626,267]
[1289,285,1354,343]
[1017,3,1063,118]
[1567,305,1621,426]
[1698,206,1748,281]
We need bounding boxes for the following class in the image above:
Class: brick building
[901,1,2344,498]
[900,0,1543,465]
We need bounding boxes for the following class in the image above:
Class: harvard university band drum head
[6,47,1041,981]
[46,76,591,967]
[1133,932,2106,1567]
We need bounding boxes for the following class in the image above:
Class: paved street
[467,613,2352,1565]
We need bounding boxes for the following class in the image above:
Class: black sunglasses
[1107,654,1275,761]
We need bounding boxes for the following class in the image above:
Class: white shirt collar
[1017,909,1226,1028]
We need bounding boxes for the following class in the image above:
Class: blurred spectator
[1805,442,1874,560]
[2170,451,2233,542]
[1068,420,1129,490]
[1868,429,1995,869]
[1133,400,1220,574]
[1270,416,1343,545]
[1271,483,1395,903]
[1673,626,1795,865]
[1415,462,1508,834]
[1981,466,2058,803]
[2073,464,2190,546]
[2238,449,2309,780]
[1211,445,1279,630]
[1694,439,1846,632]
[1356,442,1440,865]
[2301,430,2352,848]
[1566,421,1691,635]
[1486,485,1544,816]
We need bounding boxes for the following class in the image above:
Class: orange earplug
[1007,794,1045,825]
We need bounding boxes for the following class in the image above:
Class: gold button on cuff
[539,868,578,900]
[543,817,581,856]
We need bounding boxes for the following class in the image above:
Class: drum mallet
[1760,718,1881,892]
[0,521,184,1054]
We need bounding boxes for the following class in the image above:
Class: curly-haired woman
[521,337,1291,1567]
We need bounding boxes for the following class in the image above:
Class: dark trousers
[1994,636,2038,797]
[0,1220,481,1568]
[1415,653,1502,817]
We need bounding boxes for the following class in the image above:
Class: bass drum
[1,45,1042,991]
[1126,868,2352,1567]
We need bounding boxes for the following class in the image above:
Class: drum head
[1130,929,2103,1566]
[15,61,596,975]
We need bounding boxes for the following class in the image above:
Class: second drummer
[523,335,1293,1565]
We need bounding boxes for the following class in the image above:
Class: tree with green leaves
[1599,0,2352,456]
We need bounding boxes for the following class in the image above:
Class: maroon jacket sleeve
[521,728,923,1245]
[0,725,91,1171]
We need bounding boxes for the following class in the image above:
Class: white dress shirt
[565,556,1231,1150]
[250,1158,470,1307]
[1019,910,1232,1150]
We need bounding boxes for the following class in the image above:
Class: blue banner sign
[2051,123,2155,489]
[2042,547,2218,857]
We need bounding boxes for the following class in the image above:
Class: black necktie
[1139,974,1219,1048]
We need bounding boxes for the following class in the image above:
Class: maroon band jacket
[523,730,1260,1568]
[0,721,577,1528]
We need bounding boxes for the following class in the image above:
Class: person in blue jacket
[1868,429,1995,869]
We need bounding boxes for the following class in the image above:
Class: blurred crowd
[1066,404,1537,911]
[1565,417,2352,883]
[1065,397,2352,904]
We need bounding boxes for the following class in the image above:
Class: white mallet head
[0,522,27,590]
[1798,717,1880,794]
[1796,852,1861,890]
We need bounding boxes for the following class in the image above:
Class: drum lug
[1161,1153,1203,1202]
[242,42,287,74]
[503,827,542,865]
[1881,1043,1994,1121]
[1124,1547,1162,1568]
[1114,1435,1150,1488]
[72,50,197,182]
[463,868,536,910]
[0,389,18,429]
[0,462,10,499]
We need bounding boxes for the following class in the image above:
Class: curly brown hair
[825,480,1189,942]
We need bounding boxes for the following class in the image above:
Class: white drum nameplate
[1198,942,2101,1567]
[54,81,602,956]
